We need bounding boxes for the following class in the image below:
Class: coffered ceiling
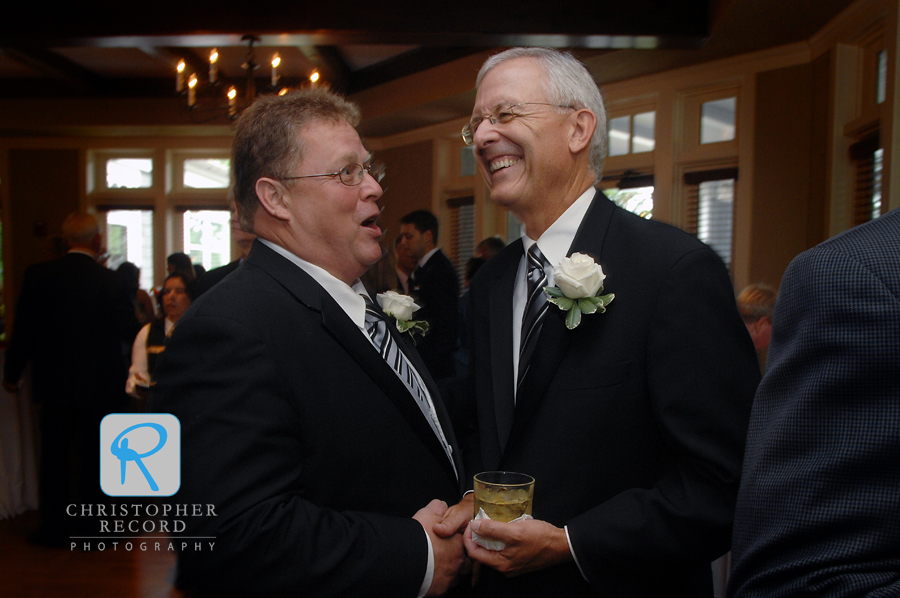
[0,0,858,137]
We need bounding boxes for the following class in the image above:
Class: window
[459,147,476,177]
[849,132,883,225]
[184,210,230,271]
[602,172,655,219]
[701,98,736,144]
[877,50,887,104]
[106,158,153,189]
[183,158,230,189]
[105,210,154,291]
[168,150,232,194]
[606,187,654,219]
[447,196,475,293]
[608,111,656,156]
[684,168,737,272]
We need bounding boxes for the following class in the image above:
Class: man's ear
[424,229,435,246]
[255,178,292,221]
[568,109,597,155]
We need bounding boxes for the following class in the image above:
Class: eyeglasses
[461,102,575,145]
[278,161,386,186]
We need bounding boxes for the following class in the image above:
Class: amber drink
[473,471,535,522]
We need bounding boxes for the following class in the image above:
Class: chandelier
[174,35,321,122]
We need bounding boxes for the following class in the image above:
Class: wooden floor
[0,511,184,598]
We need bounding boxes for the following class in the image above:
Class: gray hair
[476,48,608,182]
[61,212,100,247]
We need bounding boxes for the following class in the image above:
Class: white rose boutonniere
[544,253,615,330]
[376,291,430,342]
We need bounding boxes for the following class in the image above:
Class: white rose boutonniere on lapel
[376,291,431,342]
[544,253,615,330]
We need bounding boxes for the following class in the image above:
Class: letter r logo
[100,414,180,497]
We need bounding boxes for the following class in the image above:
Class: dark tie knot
[527,243,549,272]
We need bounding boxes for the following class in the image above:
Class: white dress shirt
[511,187,596,393]
[509,187,595,580]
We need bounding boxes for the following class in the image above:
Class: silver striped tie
[362,295,456,474]
[519,243,550,387]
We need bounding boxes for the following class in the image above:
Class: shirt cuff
[417,528,435,597]
[564,525,589,582]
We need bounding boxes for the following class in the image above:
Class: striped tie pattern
[518,243,551,388]
[362,295,456,474]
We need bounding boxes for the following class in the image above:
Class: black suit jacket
[464,191,759,597]
[151,240,464,597]
[193,258,241,297]
[729,208,900,597]
[409,249,460,381]
[3,251,137,409]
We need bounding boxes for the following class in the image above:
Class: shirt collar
[258,238,367,328]
[418,247,440,268]
[521,187,595,270]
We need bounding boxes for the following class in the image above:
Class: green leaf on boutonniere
[547,295,574,311]
[543,282,615,330]
[577,298,599,314]
[544,286,566,299]
[394,318,430,344]
[566,303,582,329]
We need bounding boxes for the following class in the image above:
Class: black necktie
[408,266,423,294]
[518,243,550,388]
[362,295,456,474]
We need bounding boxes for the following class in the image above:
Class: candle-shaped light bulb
[176,60,186,92]
[310,71,319,85]
[227,86,238,117]
[209,48,219,84]
[187,73,198,108]
[271,53,281,87]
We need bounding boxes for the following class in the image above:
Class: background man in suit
[399,209,460,382]
[151,89,467,597]
[728,208,900,597]
[3,212,137,546]
[194,193,256,296]
[436,47,759,597]
[395,234,418,294]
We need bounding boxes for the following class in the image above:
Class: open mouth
[361,214,380,230]
[490,157,520,173]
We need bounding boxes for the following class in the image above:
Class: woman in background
[126,273,193,402]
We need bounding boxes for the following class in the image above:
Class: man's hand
[433,492,474,538]
[414,499,468,596]
[463,517,572,577]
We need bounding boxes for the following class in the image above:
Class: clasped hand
[432,494,572,578]
[413,499,468,596]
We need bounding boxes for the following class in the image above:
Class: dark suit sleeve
[728,245,900,596]
[566,247,758,590]
[415,255,460,379]
[151,313,428,597]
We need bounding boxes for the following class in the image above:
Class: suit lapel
[505,190,616,451]
[320,299,459,482]
[393,320,463,481]
[489,242,523,455]
[248,241,459,483]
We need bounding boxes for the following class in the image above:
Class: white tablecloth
[0,353,39,519]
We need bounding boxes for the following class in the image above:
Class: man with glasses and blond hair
[435,47,759,597]
[152,89,468,597]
